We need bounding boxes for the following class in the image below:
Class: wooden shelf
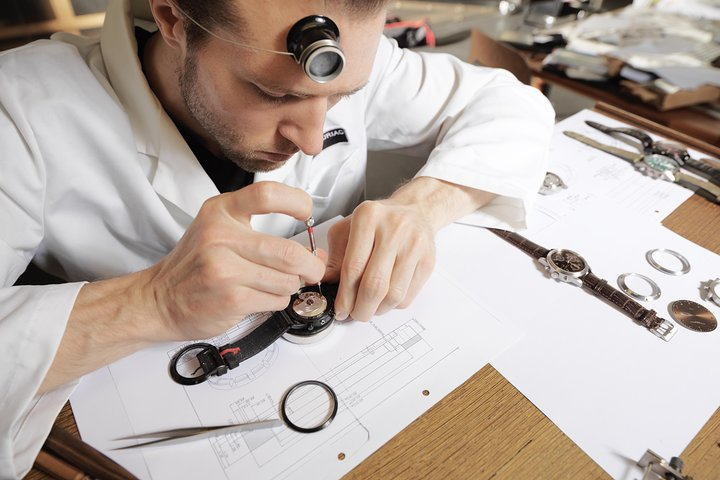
[0,0,106,48]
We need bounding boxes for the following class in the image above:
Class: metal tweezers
[115,419,282,450]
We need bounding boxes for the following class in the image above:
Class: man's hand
[145,182,326,340]
[41,182,326,392]
[324,199,436,322]
[324,177,495,322]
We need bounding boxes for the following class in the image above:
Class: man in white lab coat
[0,0,554,476]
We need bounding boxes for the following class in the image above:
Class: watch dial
[550,250,586,273]
[644,154,678,173]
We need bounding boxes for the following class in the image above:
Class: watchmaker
[0,0,554,476]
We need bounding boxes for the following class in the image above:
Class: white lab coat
[0,0,554,476]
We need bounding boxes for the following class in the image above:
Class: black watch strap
[218,311,292,368]
[682,157,720,187]
[170,312,291,385]
[488,228,550,259]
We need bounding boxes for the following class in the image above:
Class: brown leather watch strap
[488,227,676,340]
[581,272,663,330]
[488,228,550,259]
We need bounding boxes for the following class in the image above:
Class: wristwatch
[585,120,720,187]
[489,228,676,341]
[539,171,568,195]
[170,284,338,385]
[565,131,720,204]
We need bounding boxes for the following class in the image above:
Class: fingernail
[335,311,348,321]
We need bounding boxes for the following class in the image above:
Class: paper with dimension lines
[71,218,520,480]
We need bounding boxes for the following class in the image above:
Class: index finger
[221,181,313,222]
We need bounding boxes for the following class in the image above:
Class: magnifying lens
[171,2,345,83]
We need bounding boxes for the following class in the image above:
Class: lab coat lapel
[100,0,218,218]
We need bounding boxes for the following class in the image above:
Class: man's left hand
[323,198,436,322]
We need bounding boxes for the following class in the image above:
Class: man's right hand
[144,181,326,340]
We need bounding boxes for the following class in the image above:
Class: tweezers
[114,418,283,450]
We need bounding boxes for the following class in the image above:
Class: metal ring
[281,380,338,434]
[617,273,661,302]
[645,248,691,276]
[169,342,215,386]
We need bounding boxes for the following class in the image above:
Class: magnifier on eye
[287,16,345,83]
[171,2,345,83]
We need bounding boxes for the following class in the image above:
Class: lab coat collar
[100,0,218,217]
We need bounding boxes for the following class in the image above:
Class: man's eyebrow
[257,81,369,98]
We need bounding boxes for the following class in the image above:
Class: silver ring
[645,248,691,276]
[617,273,661,301]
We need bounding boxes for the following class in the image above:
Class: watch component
[586,120,720,187]
[637,449,693,480]
[646,248,691,276]
[170,285,337,385]
[564,130,720,204]
[281,380,338,433]
[489,228,676,341]
[669,299,718,333]
[702,278,720,307]
[538,171,568,195]
[292,291,328,318]
[617,273,661,302]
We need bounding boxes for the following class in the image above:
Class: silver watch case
[703,278,720,307]
[538,249,589,287]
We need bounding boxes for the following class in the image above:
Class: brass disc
[292,291,327,318]
[668,300,717,333]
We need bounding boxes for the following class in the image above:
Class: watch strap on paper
[673,171,720,203]
[681,157,720,187]
[218,312,292,369]
[488,228,550,259]
[489,228,676,341]
[581,272,675,340]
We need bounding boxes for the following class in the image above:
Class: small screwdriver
[305,216,322,295]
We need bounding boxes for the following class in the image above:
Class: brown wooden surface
[526,55,720,148]
[26,129,720,479]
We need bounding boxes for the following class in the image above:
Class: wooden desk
[526,54,720,148]
[28,117,720,479]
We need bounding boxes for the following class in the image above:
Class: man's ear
[148,0,187,52]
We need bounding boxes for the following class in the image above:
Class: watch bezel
[545,248,590,278]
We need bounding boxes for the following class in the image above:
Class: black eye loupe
[287,15,345,83]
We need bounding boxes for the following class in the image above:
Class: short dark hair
[176,0,389,48]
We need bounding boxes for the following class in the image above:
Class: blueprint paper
[447,110,720,479]
[71,230,520,480]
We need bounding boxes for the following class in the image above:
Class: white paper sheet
[70,219,520,480]
[445,110,720,479]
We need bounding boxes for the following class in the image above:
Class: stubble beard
[179,52,286,173]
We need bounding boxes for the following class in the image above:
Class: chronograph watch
[489,228,677,341]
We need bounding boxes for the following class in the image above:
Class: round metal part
[292,291,328,318]
[646,248,691,276]
[704,278,720,307]
[281,380,338,433]
[617,273,661,302]
[539,171,568,195]
[169,343,221,385]
[668,300,717,333]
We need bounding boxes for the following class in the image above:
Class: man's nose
[278,97,327,156]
